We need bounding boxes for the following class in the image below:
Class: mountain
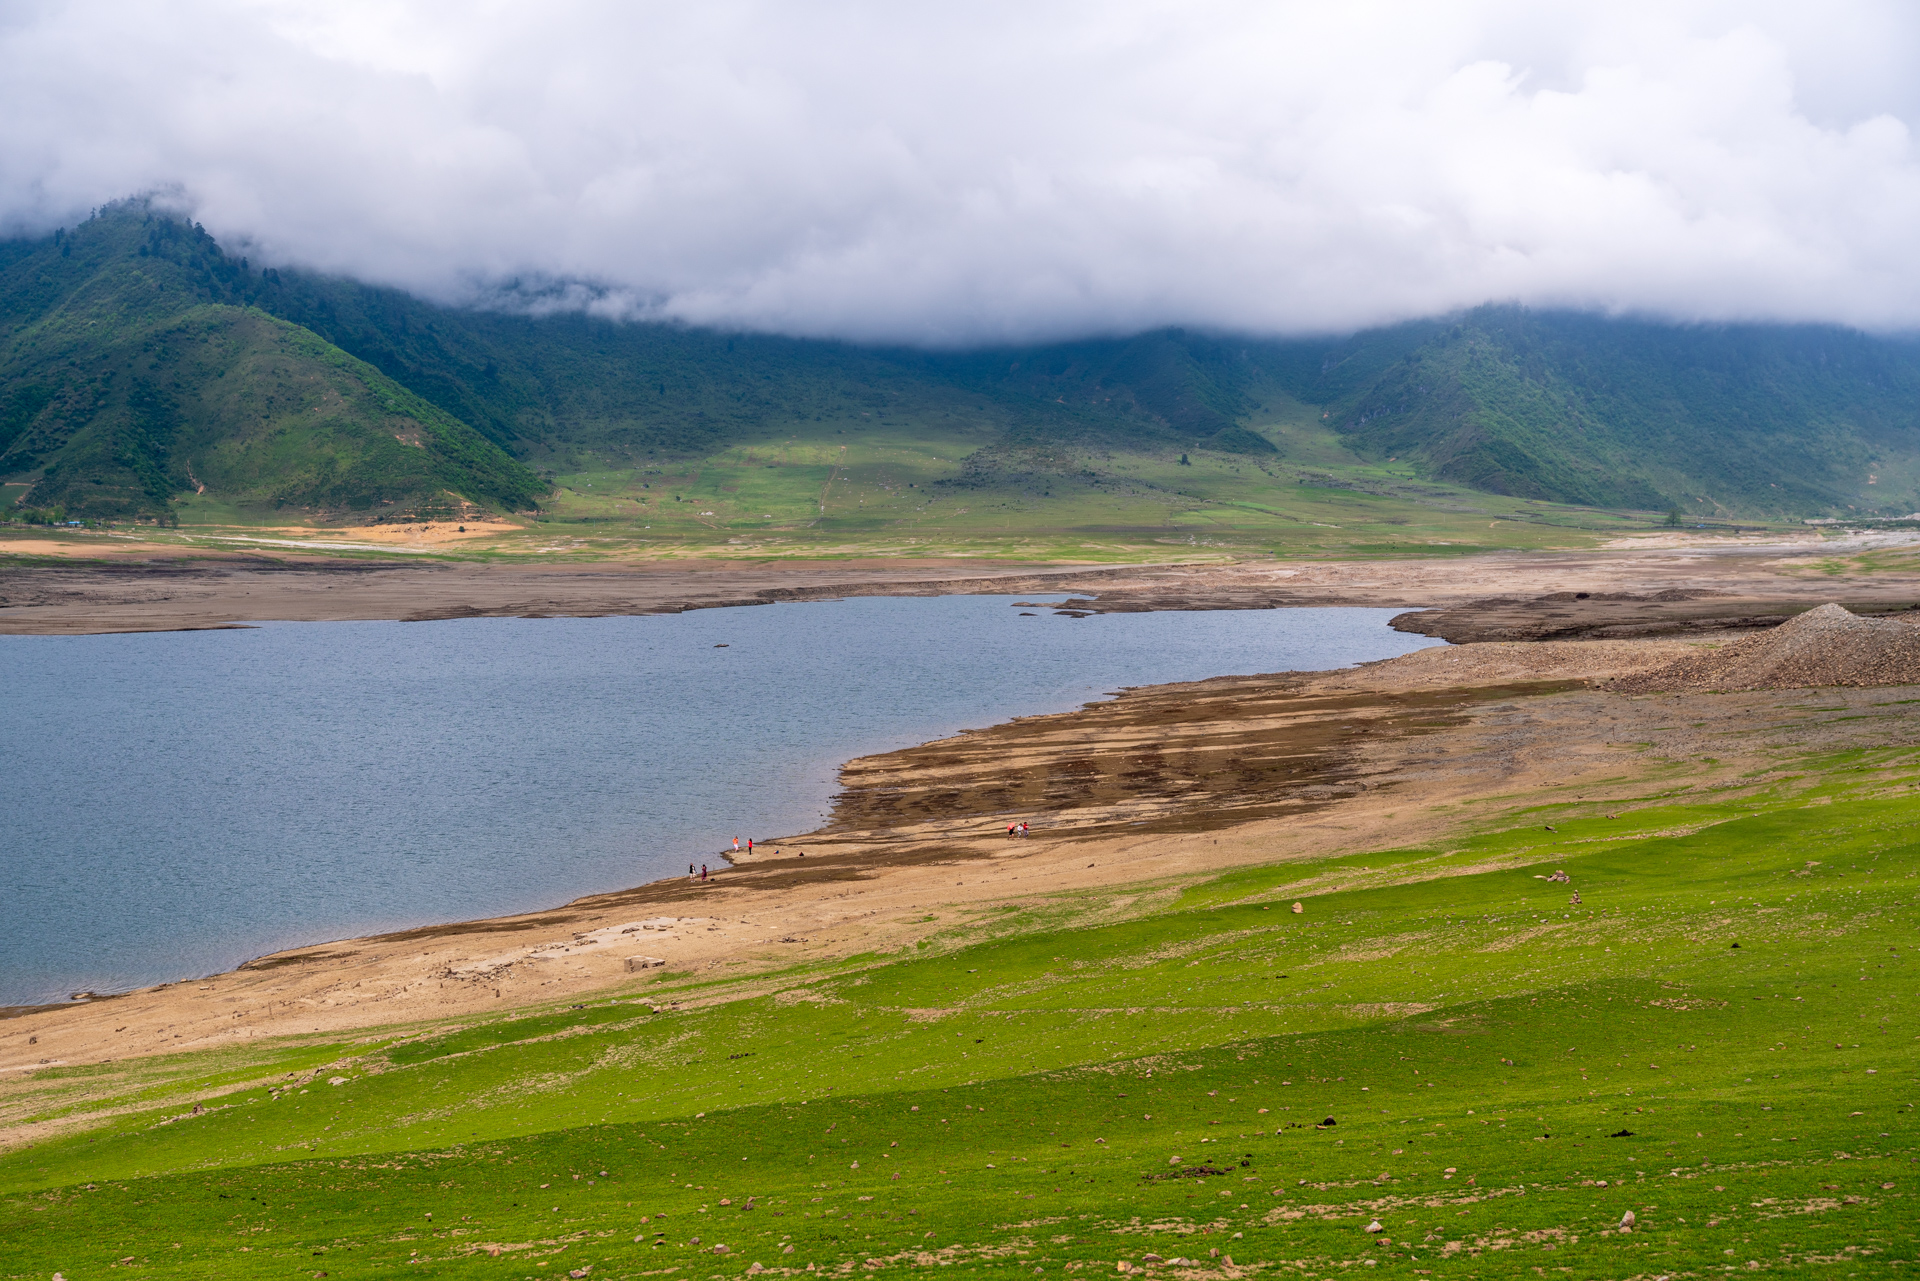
[262,261,1920,521]
[7,201,1920,524]
[1303,308,1920,517]
[251,264,1282,463]
[0,209,545,522]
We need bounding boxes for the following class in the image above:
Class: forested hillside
[0,209,544,522]
[7,201,1920,523]
[1309,308,1920,516]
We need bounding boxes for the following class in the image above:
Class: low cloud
[5,0,1920,344]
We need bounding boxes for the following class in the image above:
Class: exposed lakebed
[0,597,1440,1006]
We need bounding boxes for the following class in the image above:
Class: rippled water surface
[0,597,1442,1005]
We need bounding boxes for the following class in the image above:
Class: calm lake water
[0,597,1442,1006]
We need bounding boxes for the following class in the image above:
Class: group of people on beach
[687,836,783,884]
[1006,821,1030,837]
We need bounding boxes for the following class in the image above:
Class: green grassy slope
[0,212,544,521]
[507,413,1658,563]
[4,744,1913,1277]
[1315,307,1920,519]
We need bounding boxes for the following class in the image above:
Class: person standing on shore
[747,838,753,853]
[701,864,709,881]
[732,837,741,853]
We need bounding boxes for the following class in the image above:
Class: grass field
[26,397,1712,564]
[460,395,1702,561]
[3,739,1914,1278]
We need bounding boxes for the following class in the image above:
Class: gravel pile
[1609,603,1920,693]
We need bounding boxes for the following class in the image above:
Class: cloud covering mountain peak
[6,0,1920,345]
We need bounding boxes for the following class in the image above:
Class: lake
[0,597,1441,1006]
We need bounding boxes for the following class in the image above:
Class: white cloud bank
[4,0,1920,344]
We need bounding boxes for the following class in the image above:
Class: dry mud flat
[4,530,1920,636]
[8,616,1920,1090]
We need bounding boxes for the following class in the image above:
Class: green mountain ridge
[0,211,544,522]
[1315,309,1920,515]
[7,201,1920,523]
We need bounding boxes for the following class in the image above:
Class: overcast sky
[5,1,1920,345]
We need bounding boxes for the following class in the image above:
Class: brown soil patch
[304,519,523,546]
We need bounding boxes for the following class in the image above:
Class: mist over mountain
[6,204,1920,525]
[6,4,1920,346]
